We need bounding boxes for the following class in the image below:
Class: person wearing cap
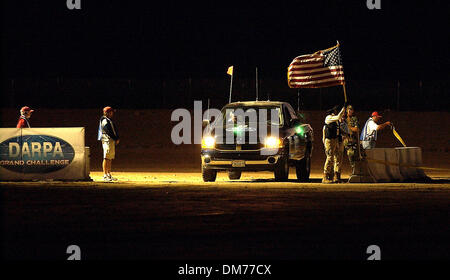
[344,105,364,172]
[322,104,345,183]
[98,106,120,182]
[16,106,34,128]
[360,111,391,150]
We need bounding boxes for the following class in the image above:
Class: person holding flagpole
[287,42,353,183]
[322,105,345,183]
[334,113,348,183]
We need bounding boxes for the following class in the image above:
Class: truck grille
[216,143,263,151]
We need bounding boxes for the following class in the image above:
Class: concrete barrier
[396,147,427,181]
[85,147,91,180]
[365,148,393,182]
[384,148,403,181]
[349,147,428,183]
[348,159,375,183]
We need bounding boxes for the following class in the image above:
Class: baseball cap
[371,111,382,117]
[20,106,34,113]
[103,106,115,113]
[347,105,354,110]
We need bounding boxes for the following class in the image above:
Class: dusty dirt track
[1,109,449,259]
[1,171,449,260]
[1,109,449,174]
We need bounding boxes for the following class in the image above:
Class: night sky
[2,1,450,109]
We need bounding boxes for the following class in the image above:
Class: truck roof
[223,101,287,108]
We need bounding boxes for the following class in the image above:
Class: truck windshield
[221,106,282,126]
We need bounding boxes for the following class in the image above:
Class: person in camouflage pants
[344,105,365,172]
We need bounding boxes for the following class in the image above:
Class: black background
[2,0,450,110]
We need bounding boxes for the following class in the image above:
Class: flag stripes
[287,45,345,88]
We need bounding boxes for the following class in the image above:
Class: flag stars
[323,46,343,67]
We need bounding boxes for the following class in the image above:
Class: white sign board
[0,127,88,180]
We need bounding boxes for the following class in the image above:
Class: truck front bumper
[201,149,283,171]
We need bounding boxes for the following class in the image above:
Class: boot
[333,172,343,183]
[322,172,333,184]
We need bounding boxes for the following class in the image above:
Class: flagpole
[229,71,233,103]
[207,98,210,120]
[343,83,348,103]
[336,40,347,103]
[318,41,340,54]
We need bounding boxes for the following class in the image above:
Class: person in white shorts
[97,106,120,181]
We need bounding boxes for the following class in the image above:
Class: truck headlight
[201,136,215,149]
[264,136,282,148]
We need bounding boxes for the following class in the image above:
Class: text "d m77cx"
[222,264,271,275]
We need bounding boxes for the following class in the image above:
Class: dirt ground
[1,171,449,260]
[1,109,449,260]
[1,109,449,173]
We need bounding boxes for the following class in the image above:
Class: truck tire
[296,147,311,182]
[274,155,289,181]
[202,166,217,182]
[228,170,242,180]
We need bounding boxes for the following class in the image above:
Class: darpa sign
[0,135,75,173]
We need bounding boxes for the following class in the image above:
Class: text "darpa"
[9,142,64,158]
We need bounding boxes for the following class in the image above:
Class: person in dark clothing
[322,105,345,183]
[98,106,120,181]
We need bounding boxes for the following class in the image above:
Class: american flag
[287,44,345,88]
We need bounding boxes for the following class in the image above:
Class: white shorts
[102,140,115,160]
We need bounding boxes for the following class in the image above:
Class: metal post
[342,83,348,103]
[207,98,210,120]
[229,73,233,103]
[256,67,259,101]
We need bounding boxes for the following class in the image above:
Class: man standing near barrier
[360,111,391,150]
[16,106,34,128]
[98,106,120,182]
[322,105,345,183]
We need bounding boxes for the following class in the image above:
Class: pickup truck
[201,101,313,182]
